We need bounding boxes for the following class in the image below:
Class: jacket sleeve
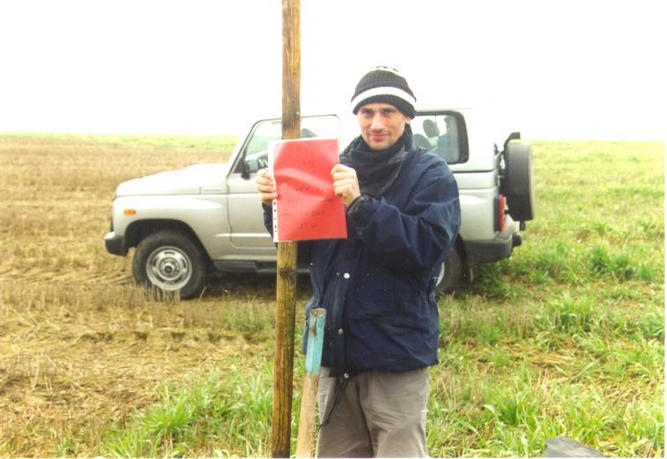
[262,204,274,235]
[346,160,460,274]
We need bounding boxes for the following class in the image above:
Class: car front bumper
[104,231,128,256]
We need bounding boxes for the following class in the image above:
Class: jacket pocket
[347,271,401,319]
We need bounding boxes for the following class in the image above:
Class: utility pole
[271,0,300,457]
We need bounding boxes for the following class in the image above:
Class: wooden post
[271,0,300,457]
[296,308,326,457]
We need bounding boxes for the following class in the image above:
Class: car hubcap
[146,246,192,291]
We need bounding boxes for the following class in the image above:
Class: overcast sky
[0,0,665,140]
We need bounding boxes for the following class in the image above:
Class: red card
[270,138,347,242]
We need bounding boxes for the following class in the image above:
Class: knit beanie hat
[351,66,416,118]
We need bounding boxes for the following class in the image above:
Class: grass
[0,135,663,457]
[0,131,239,152]
[101,365,275,457]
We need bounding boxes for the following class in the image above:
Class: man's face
[357,102,409,151]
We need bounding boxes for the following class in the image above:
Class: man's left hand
[331,164,361,206]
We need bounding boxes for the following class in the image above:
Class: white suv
[104,108,535,298]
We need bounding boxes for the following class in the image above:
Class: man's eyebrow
[361,105,396,113]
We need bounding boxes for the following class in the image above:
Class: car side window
[412,112,468,164]
[235,116,340,175]
[237,120,281,174]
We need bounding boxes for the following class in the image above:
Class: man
[256,66,461,457]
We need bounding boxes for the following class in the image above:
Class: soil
[0,136,276,456]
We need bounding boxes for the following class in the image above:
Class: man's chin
[367,140,391,151]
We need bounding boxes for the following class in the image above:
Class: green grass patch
[100,362,276,457]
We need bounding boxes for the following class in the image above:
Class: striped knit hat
[351,66,416,118]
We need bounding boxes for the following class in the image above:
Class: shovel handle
[295,308,326,457]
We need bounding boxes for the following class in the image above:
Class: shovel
[295,308,326,457]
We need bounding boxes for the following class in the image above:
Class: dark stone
[544,436,605,457]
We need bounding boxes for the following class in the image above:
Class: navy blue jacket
[264,145,460,376]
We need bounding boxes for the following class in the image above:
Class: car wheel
[435,246,464,296]
[132,230,208,300]
[504,142,535,222]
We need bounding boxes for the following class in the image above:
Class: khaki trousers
[316,367,429,458]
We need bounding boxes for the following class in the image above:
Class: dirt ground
[0,136,270,456]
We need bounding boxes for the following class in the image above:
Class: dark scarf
[340,124,414,197]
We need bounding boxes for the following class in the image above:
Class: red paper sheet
[270,137,347,242]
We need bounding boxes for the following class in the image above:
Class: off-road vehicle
[104,108,535,298]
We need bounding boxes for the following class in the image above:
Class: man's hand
[255,168,277,206]
[331,164,361,206]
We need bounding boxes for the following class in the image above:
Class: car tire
[132,230,208,300]
[435,246,464,296]
[504,142,535,222]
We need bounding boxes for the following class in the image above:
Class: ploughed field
[0,135,663,457]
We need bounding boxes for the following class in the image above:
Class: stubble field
[0,134,664,457]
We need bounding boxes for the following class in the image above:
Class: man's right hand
[255,168,277,206]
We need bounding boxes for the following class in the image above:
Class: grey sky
[1,0,664,140]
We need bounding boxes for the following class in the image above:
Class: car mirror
[244,158,260,175]
[243,154,268,175]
